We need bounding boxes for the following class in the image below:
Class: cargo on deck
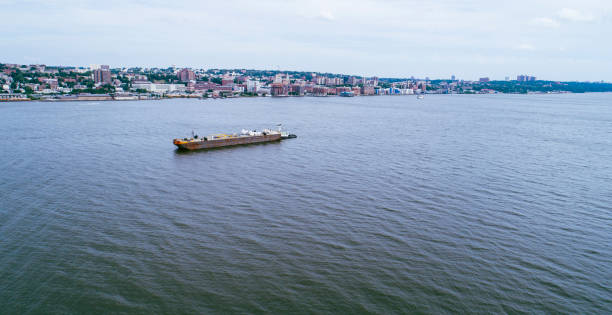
[173,126,296,150]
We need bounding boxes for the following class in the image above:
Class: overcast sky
[1,0,611,81]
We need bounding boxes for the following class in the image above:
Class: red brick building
[177,68,195,82]
[94,66,111,84]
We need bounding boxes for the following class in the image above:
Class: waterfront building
[257,87,271,95]
[270,83,288,96]
[132,81,186,93]
[246,80,260,93]
[0,93,29,101]
[55,93,113,101]
[312,86,328,96]
[361,86,375,95]
[290,84,304,96]
[336,86,352,94]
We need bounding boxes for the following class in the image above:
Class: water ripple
[1,94,611,313]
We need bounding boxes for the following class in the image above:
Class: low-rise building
[132,81,186,93]
[194,82,218,91]
[312,86,328,96]
[25,83,40,91]
[0,93,29,101]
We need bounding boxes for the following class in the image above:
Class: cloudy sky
[1,0,611,81]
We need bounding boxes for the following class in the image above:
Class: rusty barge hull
[174,134,282,150]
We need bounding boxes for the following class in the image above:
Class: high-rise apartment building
[177,68,195,82]
[94,65,111,84]
[517,75,536,82]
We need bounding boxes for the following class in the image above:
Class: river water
[1,94,611,313]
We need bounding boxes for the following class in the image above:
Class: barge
[173,126,296,150]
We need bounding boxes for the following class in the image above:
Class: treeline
[473,81,612,93]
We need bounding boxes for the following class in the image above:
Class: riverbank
[0,90,595,102]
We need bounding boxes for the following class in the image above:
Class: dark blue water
[1,94,611,313]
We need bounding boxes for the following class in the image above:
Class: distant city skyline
[1,0,611,81]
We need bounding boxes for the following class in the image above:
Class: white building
[132,81,186,93]
[232,85,245,93]
[257,87,271,95]
[246,80,260,93]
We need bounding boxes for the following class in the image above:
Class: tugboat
[173,125,296,150]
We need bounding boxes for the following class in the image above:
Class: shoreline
[1,91,606,103]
